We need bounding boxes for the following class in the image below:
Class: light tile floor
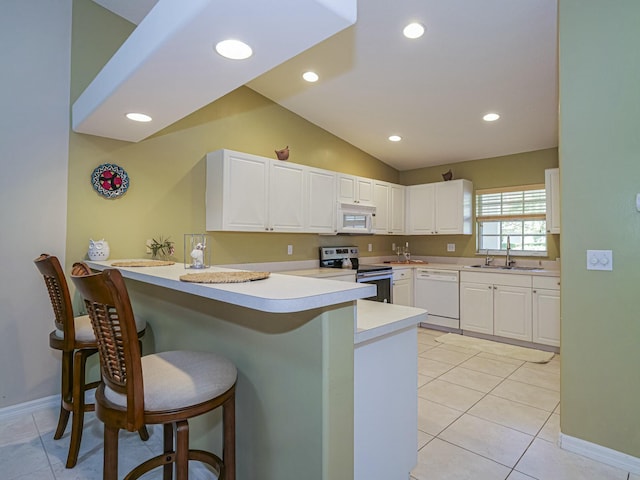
[412,327,636,480]
[1,327,637,479]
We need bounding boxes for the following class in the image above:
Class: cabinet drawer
[393,268,412,280]
[460,271,532,288]
[532,276,560,290]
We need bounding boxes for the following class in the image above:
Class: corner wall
[560,0,640,457]
[0,0,72,407]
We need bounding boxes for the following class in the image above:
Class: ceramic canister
[88,239,110,260]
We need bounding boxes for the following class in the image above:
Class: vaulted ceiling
[85,0,558,171]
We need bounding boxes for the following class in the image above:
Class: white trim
[560,432,640,474]
[0,395,59,420]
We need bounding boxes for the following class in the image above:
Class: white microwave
[336,202,375,234]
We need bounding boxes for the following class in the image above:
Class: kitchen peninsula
[86,260,426,480]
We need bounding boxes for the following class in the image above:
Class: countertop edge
[86,260,376,313]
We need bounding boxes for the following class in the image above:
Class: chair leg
[222,393,236,480]
[163,423,174,480]
[54,350,73,440]
[65,349,91,468]
[103,424,119,480]
[175,420,189,480]
[138,425,150,441]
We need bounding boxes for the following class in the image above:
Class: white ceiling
[90,0,558,171]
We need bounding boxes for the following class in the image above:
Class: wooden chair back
[71,266,144,431]
[34,254,76,351]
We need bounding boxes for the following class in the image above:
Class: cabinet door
[269,162,305,232]
[434,181,461,234]
[338,174,357,203]
[223,152,269,231]
[460,282,494,334]
[407,184,435,234]
[390,184,406,233]
[373,182,390,234]
[357,177,375,205]
[392,279,412,306]
[533,288,560,346]
[493,285,532,341]
[545,168,560,234]
[435,180,472,235]
[306,168,336,233]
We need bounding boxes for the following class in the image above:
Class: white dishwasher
[414,268,460,331]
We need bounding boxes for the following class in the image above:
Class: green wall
[67,0,559,268]
[399,149,560,260]
[560,1,640,457]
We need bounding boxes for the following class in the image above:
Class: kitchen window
[476,185,547,255]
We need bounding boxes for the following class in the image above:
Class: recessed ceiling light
[388,135,402,142]
[302,71,319,83]
[126,112,152,122]
[403,22,425,39]
[483,113,500,122]
[215,39,253,60]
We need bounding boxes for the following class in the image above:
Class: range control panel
[320,246,359,261]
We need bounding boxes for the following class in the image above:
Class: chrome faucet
[484,250,494,266]
[505,235,514,267]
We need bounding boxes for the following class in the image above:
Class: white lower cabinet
[532,276,561,347]
[461,271,560,347]
[392,268,413,306]
[460,281,494,335]
[493,285,532,342]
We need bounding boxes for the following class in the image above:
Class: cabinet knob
[488,285,492,289]
[533,290,537,293]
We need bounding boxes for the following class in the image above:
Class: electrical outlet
[368,243,372,252]
[447,243,455,252]
[392,243,396,251]
[145,239,152,254]
[287,245,293,255]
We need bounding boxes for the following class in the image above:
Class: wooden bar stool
[71,265,237,480]
[34,254,148,468]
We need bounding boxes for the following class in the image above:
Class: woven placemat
[179,271,270,284]
[111,260,175,267]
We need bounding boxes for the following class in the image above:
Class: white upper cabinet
[406,179,472,235]
[207,150,269,231]
[338,174,375,205]
[306,167,337,234]
[545,168,560,234]
[269,161,306,232]
[206,149,306,232]
[406,183,435,234]
[373,181,405,235]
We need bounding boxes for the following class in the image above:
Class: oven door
[357,271,392,303]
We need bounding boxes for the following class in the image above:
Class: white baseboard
[0,395,59,419]
[560,432,640,474]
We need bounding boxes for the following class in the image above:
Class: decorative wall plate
[91,163,129,198]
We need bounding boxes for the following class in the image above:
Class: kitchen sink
[467,265,544,271]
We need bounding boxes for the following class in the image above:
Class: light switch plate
[447,243,455,252]
[287,245,293,255]
[586,249,612,271]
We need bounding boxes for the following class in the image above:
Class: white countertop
[355,300,426,345]
[279,268,356,278]
[371,261,560,277]
[86,260,375,314]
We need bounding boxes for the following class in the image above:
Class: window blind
[476,184,546,221]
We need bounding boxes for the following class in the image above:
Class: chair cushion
[104,350,237,412]
[54,314,146,342]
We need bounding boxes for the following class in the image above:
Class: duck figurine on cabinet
[275,146,290,161]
